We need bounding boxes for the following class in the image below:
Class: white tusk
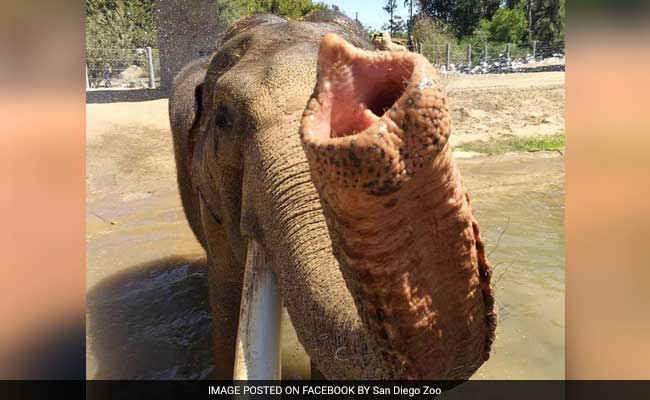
[233,239,283,380]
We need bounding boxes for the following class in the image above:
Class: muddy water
[460,153,565,380]
[86,152,564,380]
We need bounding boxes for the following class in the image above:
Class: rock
[119,65,147,81]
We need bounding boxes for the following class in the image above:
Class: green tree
[469,18,492,45]
[411,16,458,65]
[403,0,418,38]
[418,0,501,38]
[531,0,565,45]
[235,0,327,20]
[85,0,157,49]
[85,0,159,74]
[382,0,399,35]
[382,15,407,38]
[213,0,244,27]
[86,0,328,52]
[488,6,527,43]
[85,0,328,75]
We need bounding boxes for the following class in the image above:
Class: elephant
[168,10,496,380]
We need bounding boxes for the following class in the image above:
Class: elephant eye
[214,104,233,130]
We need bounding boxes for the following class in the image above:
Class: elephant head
[168,10,495,380]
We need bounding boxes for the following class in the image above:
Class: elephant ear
[169,57,210,249]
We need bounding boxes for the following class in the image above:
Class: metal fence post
[85,64,90,89]
[532,40,537,60]
[484,44,489,65]
[506,43,511,69]
[446,43,451,71]
[467,44,472,70]
[145,46,156,89]
[418,42,423,55]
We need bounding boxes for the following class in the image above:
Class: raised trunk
[308,150,494,379]
[298,34,496,379]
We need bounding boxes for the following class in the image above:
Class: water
[87,258,214,379]
[460,153,565,379]
[86,153,564,380]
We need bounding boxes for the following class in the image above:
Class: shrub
[85,0,158,73]
[412,16,458,64]
[236,0,328,20]
[488,6,528,44]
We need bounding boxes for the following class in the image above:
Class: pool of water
[460,153,565,380]
[86,152,564,380]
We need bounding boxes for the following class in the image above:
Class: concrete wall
[154,0,225,92]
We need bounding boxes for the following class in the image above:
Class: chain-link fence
[413,40,565,74]
[86,47,161,90]
[85,39,563,91]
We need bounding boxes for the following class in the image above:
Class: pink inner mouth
[301,34,452,197]
[314,48,415,139]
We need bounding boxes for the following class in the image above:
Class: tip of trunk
[300,34,453,198]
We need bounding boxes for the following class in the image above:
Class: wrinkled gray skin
[169,11,491,380]
[170,11,387,379]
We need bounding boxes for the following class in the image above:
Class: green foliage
[403,0,417,35]
[456,133,565,155]
[382,0,398,20]
[85,0,157,49]
[382,15,407,37]
[504,0,521,8]
[488,6,528,44]
[418,0,563,46]
[467,18,491,46]
[411,16,459,64]
[212,0,244,28]
[86,0,327,52]
[412,16,456,45]
[382,0,406,35]
[234,0,327,20]
[85,0,158,73]
[418,0,501,38]
[86,0,328,73]
[531,0,565,46]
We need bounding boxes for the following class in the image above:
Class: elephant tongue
[300,33,453,197]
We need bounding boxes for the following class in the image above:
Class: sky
[321,0,414,31]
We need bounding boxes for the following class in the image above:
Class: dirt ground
[86,71,565,379]
[445,71,565,146]
[86,71,565,202]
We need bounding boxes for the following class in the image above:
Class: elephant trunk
[299,34,496,379]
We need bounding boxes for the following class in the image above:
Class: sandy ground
[86,71,565,379]
[445,72,565,146]
[86,71,565,202]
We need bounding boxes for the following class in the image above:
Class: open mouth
[300,34,451,195]
[313,35,415,139]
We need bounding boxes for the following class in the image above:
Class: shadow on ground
[87,256,215,379]
[86,89,168,104]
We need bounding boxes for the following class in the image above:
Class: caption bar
[209,384,443,397]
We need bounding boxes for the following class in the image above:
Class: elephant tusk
[233,239,283,380]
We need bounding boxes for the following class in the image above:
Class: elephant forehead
[216,43,320,120]
[207,18,368,122]
[260,43,320,112]
[260,43,319,92]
